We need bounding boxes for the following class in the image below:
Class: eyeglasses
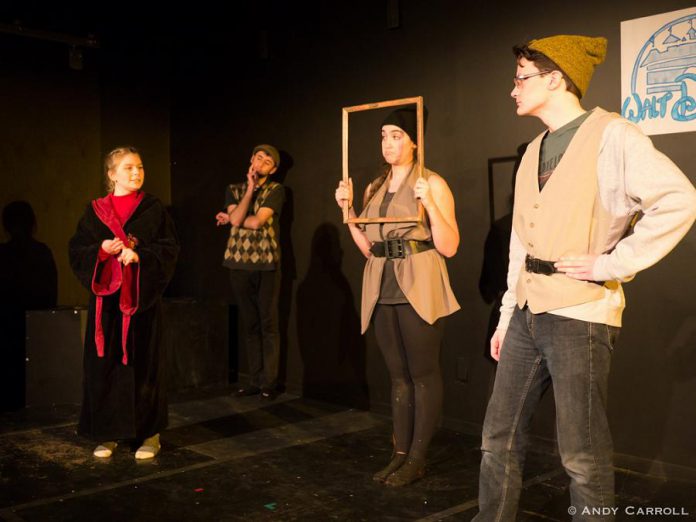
[513,70,551,88]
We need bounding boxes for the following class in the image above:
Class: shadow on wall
[275,151,296,390]
[0,201,57,411]
[478,143,527,361]
[296,222,369,409]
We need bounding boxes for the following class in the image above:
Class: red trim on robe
[90,191,144,365]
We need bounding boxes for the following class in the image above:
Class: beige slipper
[93,441,117,458]
[135,433,161,460]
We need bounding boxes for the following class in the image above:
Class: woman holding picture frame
[335,105,460,486]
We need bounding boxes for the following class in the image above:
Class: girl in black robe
[69,146,179,459]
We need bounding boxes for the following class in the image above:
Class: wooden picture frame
[342,96,426,224]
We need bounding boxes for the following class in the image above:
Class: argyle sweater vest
[223,181,280,271]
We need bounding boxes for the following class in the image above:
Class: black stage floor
[1,390,694,521]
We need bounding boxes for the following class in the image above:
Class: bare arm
[335,178,372,258]
[345,209,373,258]
[228,188,254,227]
[414,175,459,257]
[224,202,275,230]
[241,207,274,230]
[228,168,261,227]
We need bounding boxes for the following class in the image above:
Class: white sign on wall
[621,7,696,135]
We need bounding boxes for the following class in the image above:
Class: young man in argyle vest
[216,144,285,400]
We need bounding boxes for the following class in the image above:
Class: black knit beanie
[381,106,428,144]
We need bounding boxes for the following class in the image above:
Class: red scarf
[90,192,143,365]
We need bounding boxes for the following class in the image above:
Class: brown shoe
[373,453,407,482]
[384,459,425,487]
[234,386,261,397]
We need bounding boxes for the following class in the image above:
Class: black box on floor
[25,307,86,407]
[24,300,231,406]
[162,299,230,392]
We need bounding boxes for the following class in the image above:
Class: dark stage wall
[168,0,696,474]
[2,0,695,476]
[0,23,171,305]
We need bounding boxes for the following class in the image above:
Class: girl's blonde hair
[104,146,140,193]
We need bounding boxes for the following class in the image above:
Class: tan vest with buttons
[514,108,619,312]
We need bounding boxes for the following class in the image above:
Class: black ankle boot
[384,458,425,487]
[373,453,407,482]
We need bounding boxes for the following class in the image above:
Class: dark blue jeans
[474,307,619,521]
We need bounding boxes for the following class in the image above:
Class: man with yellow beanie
[474,35,696,521]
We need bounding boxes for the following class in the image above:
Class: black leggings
[373,304,444,461]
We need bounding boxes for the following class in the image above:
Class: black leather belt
[371,239,435,259]
[525,254,558,275]
[525,254,604,286]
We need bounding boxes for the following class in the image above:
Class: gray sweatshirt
[498,112,696,330]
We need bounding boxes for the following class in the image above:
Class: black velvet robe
[69,193,179,441]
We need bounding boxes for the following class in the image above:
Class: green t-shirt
[378,191,408,304]
[538,110,593,190]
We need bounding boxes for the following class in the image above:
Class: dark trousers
[229,269,281,389]
[474,307,619,522]
[373,303,444,461]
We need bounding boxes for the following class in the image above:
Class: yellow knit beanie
[528,35,607,97]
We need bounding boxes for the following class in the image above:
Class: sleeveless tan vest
[514,108,620,312]
[359,167,460,333]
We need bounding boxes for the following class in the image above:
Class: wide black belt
[525,254,558,275]
[371,239,435,259]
